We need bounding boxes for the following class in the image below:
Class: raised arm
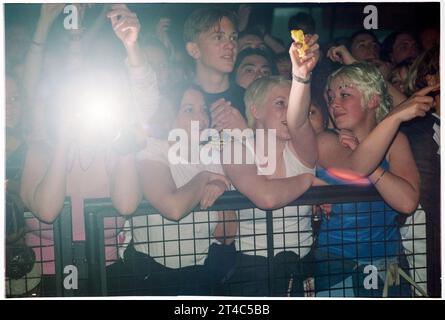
[23,4,65,103]
[287,33,320,168]
[108,4,159,129]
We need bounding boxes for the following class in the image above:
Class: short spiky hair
[326,62,392,123]
[183,7,238,43]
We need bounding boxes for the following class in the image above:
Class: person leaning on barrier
[288,35,436,296]
[399,45,440,294]
[107,81,238,296]
[208,34,324,296]
[19,4,156,295]
[5,73,41,297]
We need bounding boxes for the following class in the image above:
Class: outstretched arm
[23,4,65,103]
[108,4,159,128]
[287,33,320,168]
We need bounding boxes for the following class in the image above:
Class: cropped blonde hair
[327,62,392,123]
[244,76,291,128]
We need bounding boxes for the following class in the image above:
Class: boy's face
[191,17,238,74]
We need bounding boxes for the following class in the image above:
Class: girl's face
[174,88,210,136]
[389,66,408,94]
[326,76,369,131]
[6,77,22,129]
[309,104,325,134]
[255,84,291,141]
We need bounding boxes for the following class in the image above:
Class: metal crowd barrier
[6,186,438,297]
[83,185,435,297]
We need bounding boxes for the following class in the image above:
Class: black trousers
[224,250,313,297]
[106,242,236,296]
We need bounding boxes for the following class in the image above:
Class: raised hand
[107,4,140,48]
[155,17,174,55]
[210,99,248,132]
[200,172,230,209]
[39,3,66,26]
[156,17,171,41]
[326,45,357,65]
[289,34,320,78]
[389,84,440,123]
[338,129,359,150]
[200,179,227,210]
[237,4,252,32]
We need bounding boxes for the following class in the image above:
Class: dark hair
[347,29,379,52]
[274,51,291,63]
[381,31,418,62]
[287,12,316,34]
[183,7,238,43]
[238,27,264,40]
[150,82,207,139]
[310,85,329,130]
[414,45,439,90]
[232,48,278,78]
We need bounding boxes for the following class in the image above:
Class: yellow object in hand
[291,29,308,58]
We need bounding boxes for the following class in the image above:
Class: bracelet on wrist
[373,169,386,186]
[292,72,312,84]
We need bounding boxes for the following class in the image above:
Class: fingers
[212,174,230,189]
[209,98,229,112]
[305,34,319,47]
[412,95,434,105]
[200,185,223,210]
[210,100,232,119]
[340,136,358,150]
[210,100,235,129]
[212,107,233,129]
[327,47,342,63]
[415,83,441,97]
